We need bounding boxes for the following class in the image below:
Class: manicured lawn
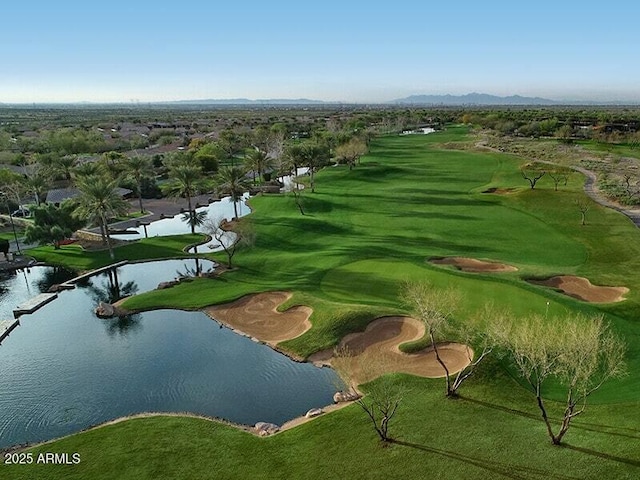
[2,371,638,480]
[25,234,205,272]
[6,127,640,479]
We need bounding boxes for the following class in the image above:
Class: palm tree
[243,149,261,184]
[216,166,251,220]
[162,164,204,234]
[72,161,102,181]
[301,141,330,193]
[75,175,129,260]
[244,148,273,184]
[122,155,152,213]
[25,170,49,206]
[51,155,77,183]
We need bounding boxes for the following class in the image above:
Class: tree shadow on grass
[462,396,540,422]
[391,210,480,221]
[392,440,583,480]
[560,443,640,468]
[464,396,640,441]
[569,419,640,438]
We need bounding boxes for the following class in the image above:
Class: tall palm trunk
[101,212,115,260]
[136,178,144,214]
[232,197,239,220]
[187,193,195,234]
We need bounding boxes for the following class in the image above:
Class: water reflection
[86,268,139,305]
[175,256,210,278]
[0,259,340,449]
[0,266,76,319]
[33,266,76,293]
[102,314,142,337]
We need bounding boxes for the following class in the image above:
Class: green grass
[576,139,640,160]
[2,370,638,480]
[25,234,205,272]
[0,231,23,242]
[7,127,640,479]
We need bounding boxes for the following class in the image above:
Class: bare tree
[290,178,305,215]
[520,162,546,189]
[335,137,368,170]
[496,313,626,445]
[548,166,571,191]
[402,282,460,396]
[575,199,590,225]
[448,305,508,395]
[203,217,255,269]
[622,172,639,204]
[332,347,405,443]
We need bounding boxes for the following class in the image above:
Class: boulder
[254,422,280,437]
[157,280,179,290]
[333,391,361,403]
[305,408,323,418]
[94,302,128,318]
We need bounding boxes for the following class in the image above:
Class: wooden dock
[0,319,20,343]
[13,293,58,318]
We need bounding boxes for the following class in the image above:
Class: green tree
[193,143,222,173]
[243,148,273,184]
[162,164,205,234]
[215,166,250,220]
[25,202,85,249]
[50,155,77,183]
[122,155,153,213]
[496,313,626,445]
[74,175,129,260]
[335,137,368,170]
[72,161,103,180]
[24,169,49,206]
[301,141,330,193]
[101,151,127,178]
[218,129,247,167]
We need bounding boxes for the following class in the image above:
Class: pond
[0,265,76,320]
[110,194,251,252]
[0,259,340,449]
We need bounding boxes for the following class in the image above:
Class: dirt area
[482,187,517,194]
[430,256,518,273]
[528,275,628,303]
[309,316,471,384]
[204,291,312,345]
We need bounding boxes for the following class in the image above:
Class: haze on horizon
[1,1,638,104]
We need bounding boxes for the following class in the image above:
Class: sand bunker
[430,256,518,273]
[205,292,312,344]
[310,316,471,384]
[528,276,628,303]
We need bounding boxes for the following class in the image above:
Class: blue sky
[1,1,638,103]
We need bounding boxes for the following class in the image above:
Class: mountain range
[390,93,559,105]
[3,94,639,107]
